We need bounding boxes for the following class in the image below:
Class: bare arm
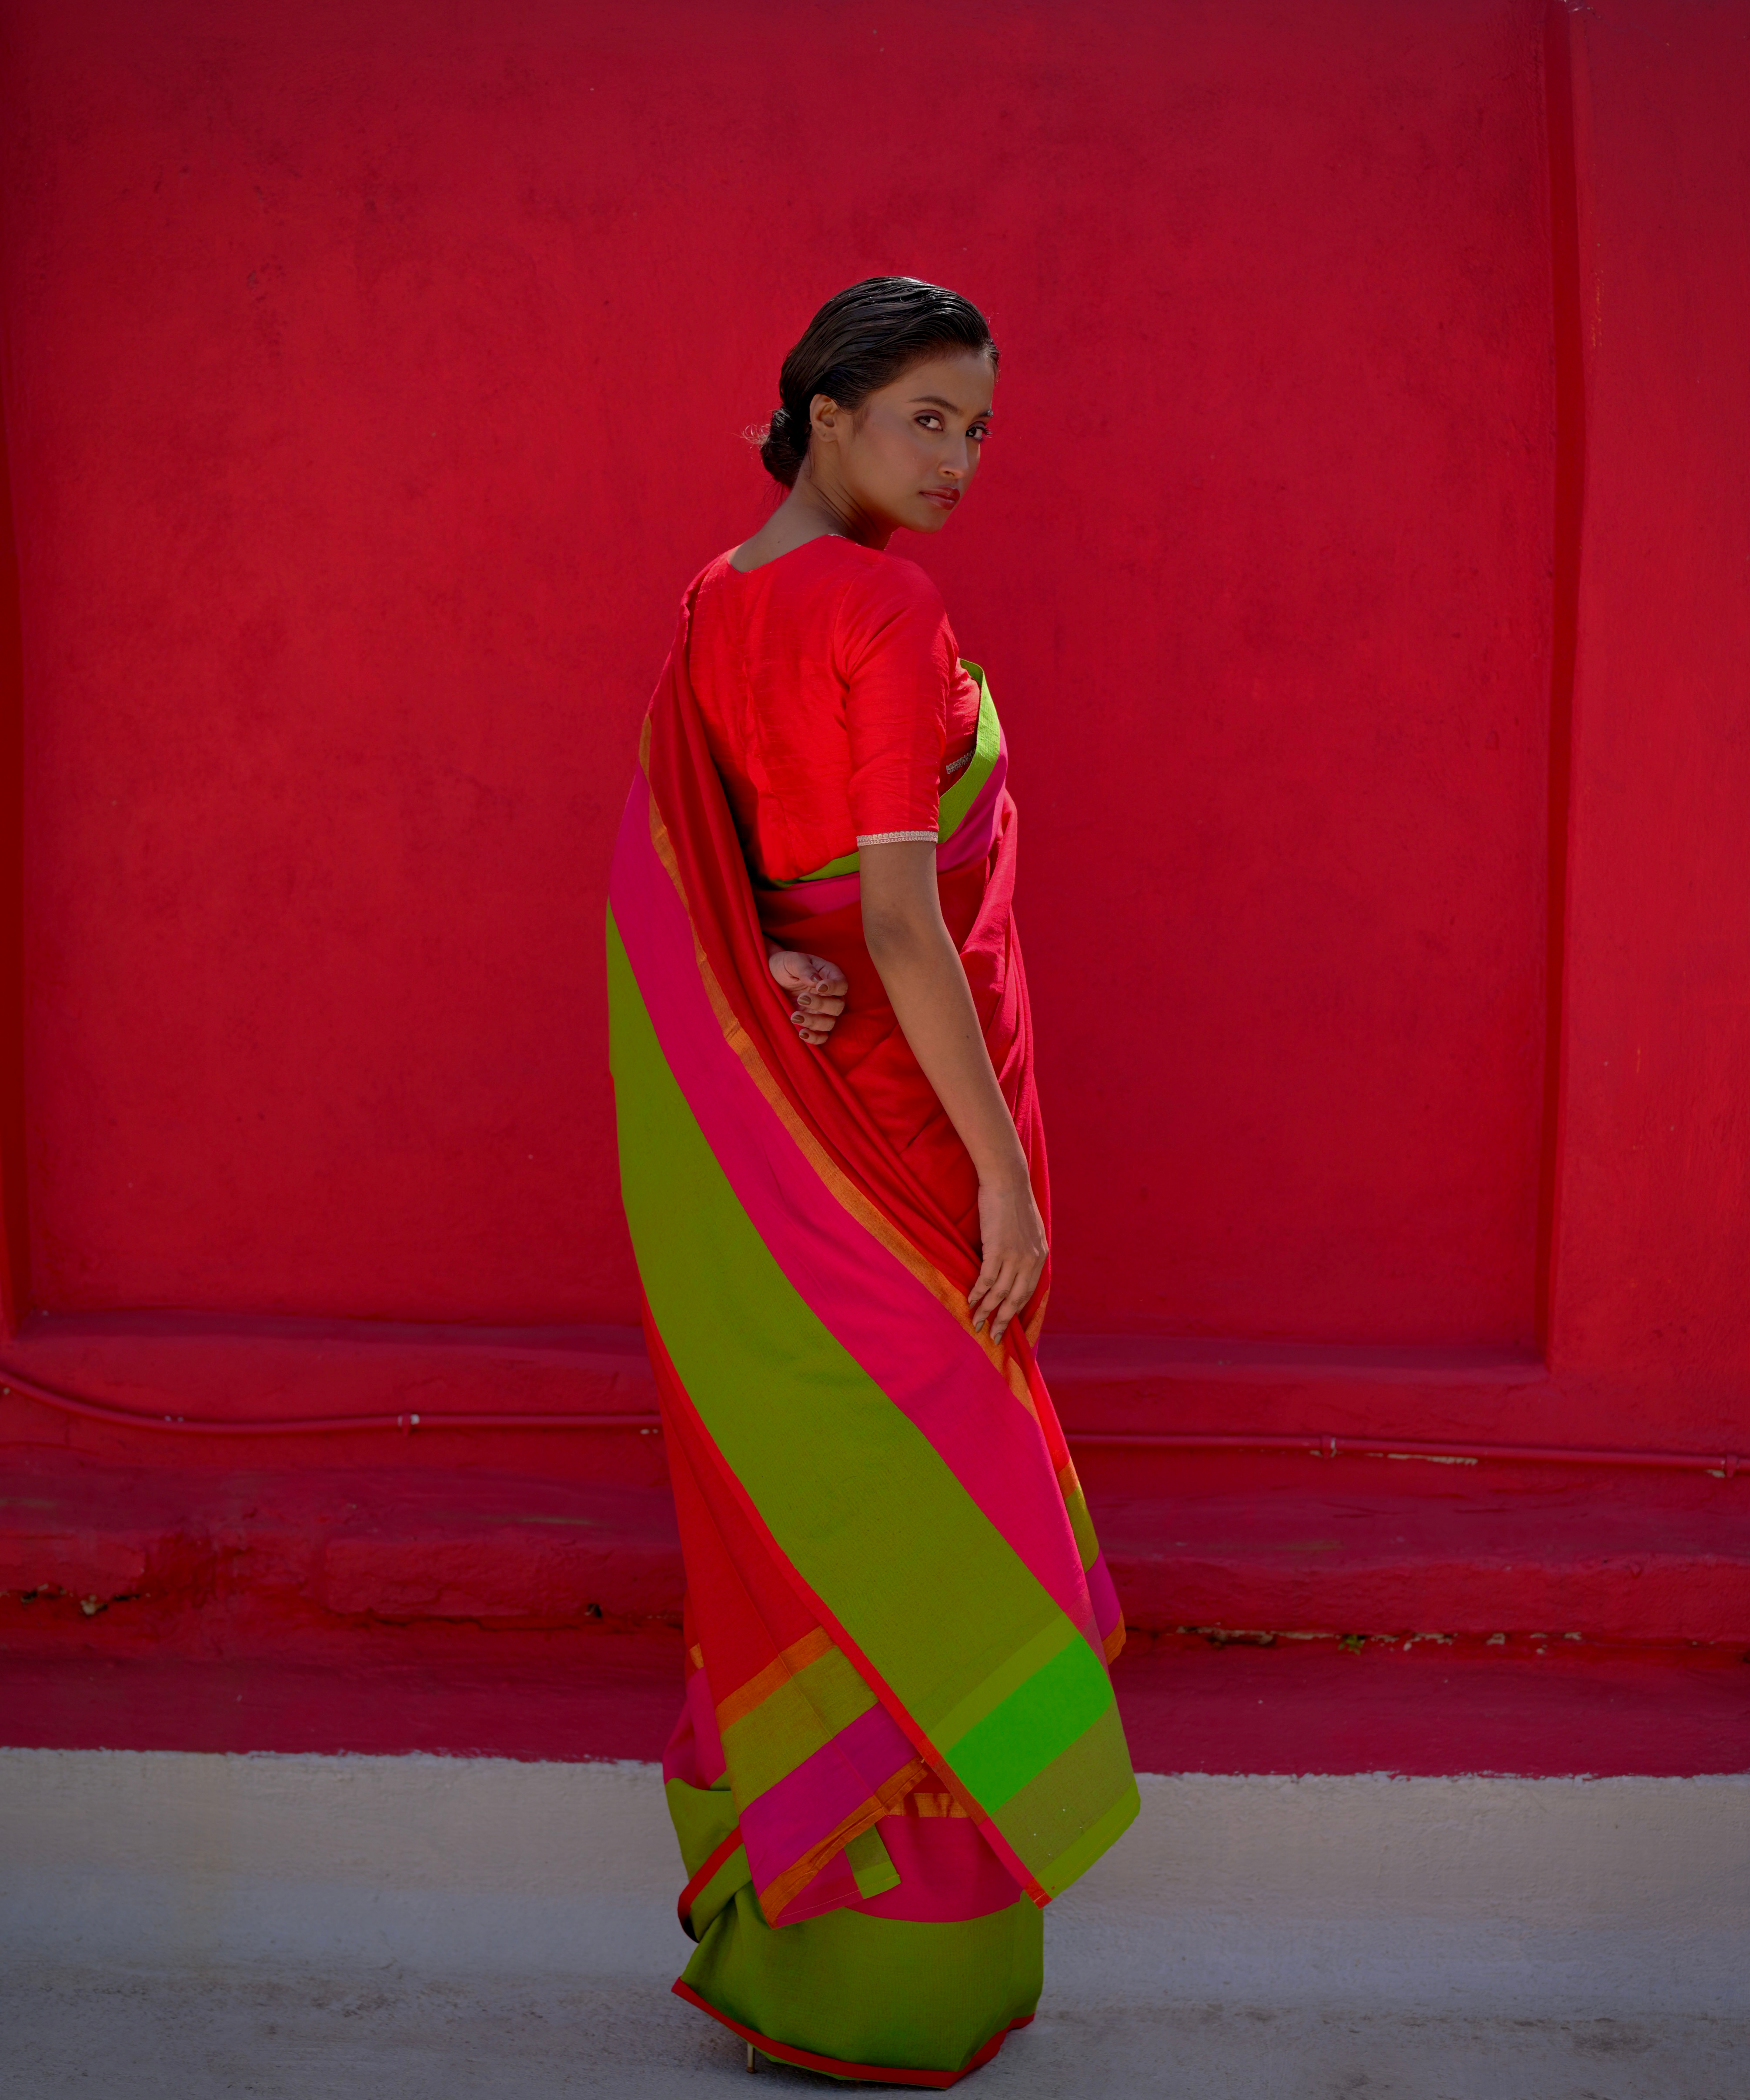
[859,839,1047,1342]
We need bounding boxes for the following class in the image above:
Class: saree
[606,577,1137,2085]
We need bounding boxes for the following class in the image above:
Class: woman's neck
[734,475,892,570]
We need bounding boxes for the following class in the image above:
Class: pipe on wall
[4,1362,1738,1477]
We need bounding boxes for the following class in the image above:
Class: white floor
[5,1966,1745,2097]
[3,1751,1747,2097]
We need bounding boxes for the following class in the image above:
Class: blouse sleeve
[835,558,958,845]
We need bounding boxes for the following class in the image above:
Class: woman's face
[811,349,995,537]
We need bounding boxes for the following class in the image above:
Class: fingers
[968,1254,1004,1332]
[985,1274,1037,1345]
[788,986,845,1046]
[768,948,849,997]
[801,951,849,991]
[968,1253,1044,1341]
[973,1277,1024,1341]
[768,948,849,1048]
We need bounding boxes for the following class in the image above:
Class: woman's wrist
[974,1147,1033,1195]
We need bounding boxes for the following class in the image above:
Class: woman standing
[607,277,1135,2086]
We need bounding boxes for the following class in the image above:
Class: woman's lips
[922,489,960,509]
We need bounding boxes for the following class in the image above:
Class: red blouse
[685,535,981,884]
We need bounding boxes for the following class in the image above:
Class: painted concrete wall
[0,0,1738,1427]
[0,1,1747,1726]
[0,0,1557,1344]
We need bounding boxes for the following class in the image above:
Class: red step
[1094,1476,1750,1643]
[4,1451,1746,1649]
[5,1451,1743,1777]
[0,1457,682,1633]
[2,1634,1742,1778]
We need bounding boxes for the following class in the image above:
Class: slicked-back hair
[758,277,998,487]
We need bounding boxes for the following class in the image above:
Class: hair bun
[759,403,809,487]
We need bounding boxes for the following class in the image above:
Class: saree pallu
[607,587,1137,2086]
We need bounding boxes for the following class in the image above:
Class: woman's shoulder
[825,543,949,633]
[687,547,738,593]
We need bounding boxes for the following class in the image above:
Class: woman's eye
[969,424,990,441]
[917,413,943,431]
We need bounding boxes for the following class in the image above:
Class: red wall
[1547,0,1750,1451]
[0,0,1553,1340]
[0,0,1743,1460]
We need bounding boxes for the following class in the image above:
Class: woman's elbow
[862,904,936,967]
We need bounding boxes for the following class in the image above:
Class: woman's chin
[905,502,954,535]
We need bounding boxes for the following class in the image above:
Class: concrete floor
[7,1756,1747,2097]
[3,1964,1745,2099]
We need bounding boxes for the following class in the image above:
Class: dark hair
[758,277,998,488]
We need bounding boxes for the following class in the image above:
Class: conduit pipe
[2,1365,1740,1478]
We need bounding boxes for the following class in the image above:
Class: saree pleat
[608,587,1136,2084]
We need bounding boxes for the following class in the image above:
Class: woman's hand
[969,1171,1049,1344]
[766,947,849,1047]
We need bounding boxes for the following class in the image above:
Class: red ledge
[2,1634,1743,1776]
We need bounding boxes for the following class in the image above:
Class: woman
[607,277,1135,2086]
